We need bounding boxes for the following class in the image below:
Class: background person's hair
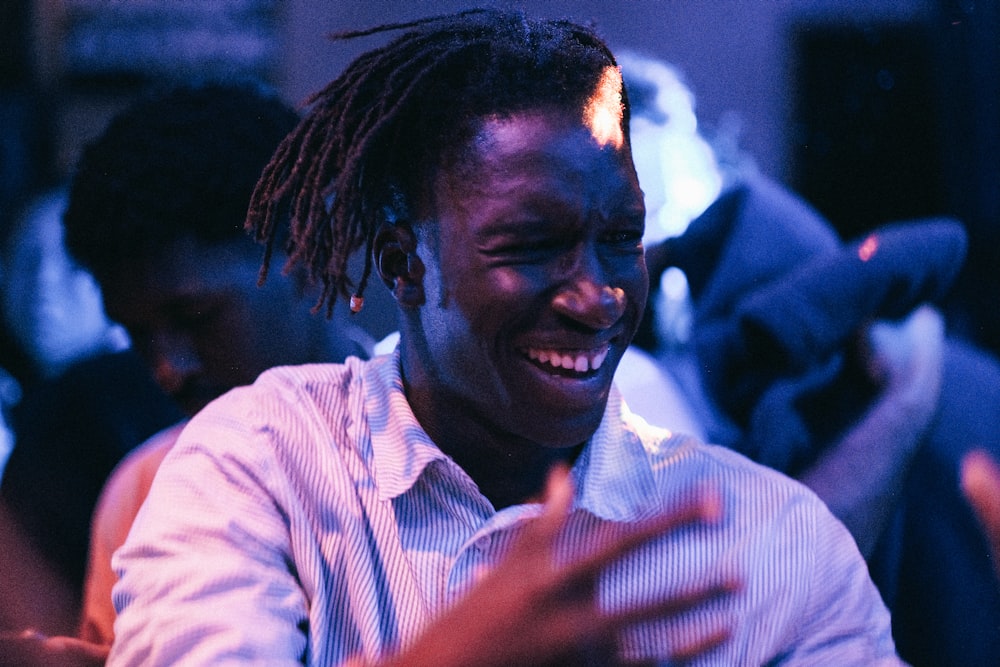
[247,8,629,315]
[63,80,299,287]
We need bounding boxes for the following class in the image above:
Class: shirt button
[474,535,491,551]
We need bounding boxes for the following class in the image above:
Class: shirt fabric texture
[109,351,902,666]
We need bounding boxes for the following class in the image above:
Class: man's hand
[863,304,945,409]
[961,449,1000,583]
[380,465,740,667]
[802,304,944,557]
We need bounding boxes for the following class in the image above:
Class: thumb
[535,463,574,540]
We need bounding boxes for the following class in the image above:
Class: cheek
[212,304,268,359]
[627,270,650,326]
[439,269,533,356]
[631,259,650,306]
[492,269,535,296]
[455,267,542,321]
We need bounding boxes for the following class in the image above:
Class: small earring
[349,294,364,313]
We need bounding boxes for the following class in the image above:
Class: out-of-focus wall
[24,0,938,200]
[279,0,935,184]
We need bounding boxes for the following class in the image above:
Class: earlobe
[374,222,426,307]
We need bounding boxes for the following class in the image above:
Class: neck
[400,354,583,510]
[438,422,583,510]
[304,308,374,364]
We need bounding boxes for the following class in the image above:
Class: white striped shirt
[109,352,902,666]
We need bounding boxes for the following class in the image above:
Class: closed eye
[600,225,644,251]
[603,229,642,244]
[481,233,573,264]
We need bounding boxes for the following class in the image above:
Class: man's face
[101,237,331,416]
[408,109,648,448]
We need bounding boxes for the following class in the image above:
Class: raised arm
[799,305,944,556]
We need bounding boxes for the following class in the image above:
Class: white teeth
[525,345,610,373]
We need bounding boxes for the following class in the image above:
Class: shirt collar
[364,351,449,501]
[364,351,662,519]
[572,385,662,522]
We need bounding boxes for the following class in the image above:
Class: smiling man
[109,9,904,666]
[392,109,648,510]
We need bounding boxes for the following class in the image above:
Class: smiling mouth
[523,344,610,375]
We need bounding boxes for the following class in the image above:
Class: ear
[373,222,426,307]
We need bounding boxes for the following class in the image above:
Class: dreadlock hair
[247,7,630,316]
[63,80,299,289]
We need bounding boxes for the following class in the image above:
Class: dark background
[3,0,998,354]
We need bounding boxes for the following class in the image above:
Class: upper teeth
[526,346,609,372]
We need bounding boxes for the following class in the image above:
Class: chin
[518,404,608,449]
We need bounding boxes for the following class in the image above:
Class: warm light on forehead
[582,66,625,149]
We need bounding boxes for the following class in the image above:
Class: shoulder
[154,358,378,490]
[190,358,368,438]
[637,420,830,517]
[96,421,187,526]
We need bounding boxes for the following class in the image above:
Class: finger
[568,488,723,580]
[961,450,1000,557]
[540,463,575,529]
[668,625,733,664]
[600,581,738,666]
[0,634,110,667]
[509,464,575,560]
[43,636,111,660]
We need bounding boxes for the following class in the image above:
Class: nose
[149,333,203,397]
[551,278,626,330]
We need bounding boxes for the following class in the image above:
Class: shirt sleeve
[107,406,311,666]
[777,502,906,666]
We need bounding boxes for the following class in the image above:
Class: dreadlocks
[246,7,628,316]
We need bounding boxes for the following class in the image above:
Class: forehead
[101,237,261,312]
[451,110,639,203]
[468,65,626,157]
[425,109,643,255]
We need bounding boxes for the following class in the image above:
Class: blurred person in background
[0,188,133,480]
[0,189,129,385]
[0,186,169,641]
[59,79,376,649]
[3,78,378,666]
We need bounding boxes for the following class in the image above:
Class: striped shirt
[109,352,903,666]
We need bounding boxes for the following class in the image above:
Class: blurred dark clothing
[875,338,1000,666]
[0,349,182,594]
[651,174,1000,667]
